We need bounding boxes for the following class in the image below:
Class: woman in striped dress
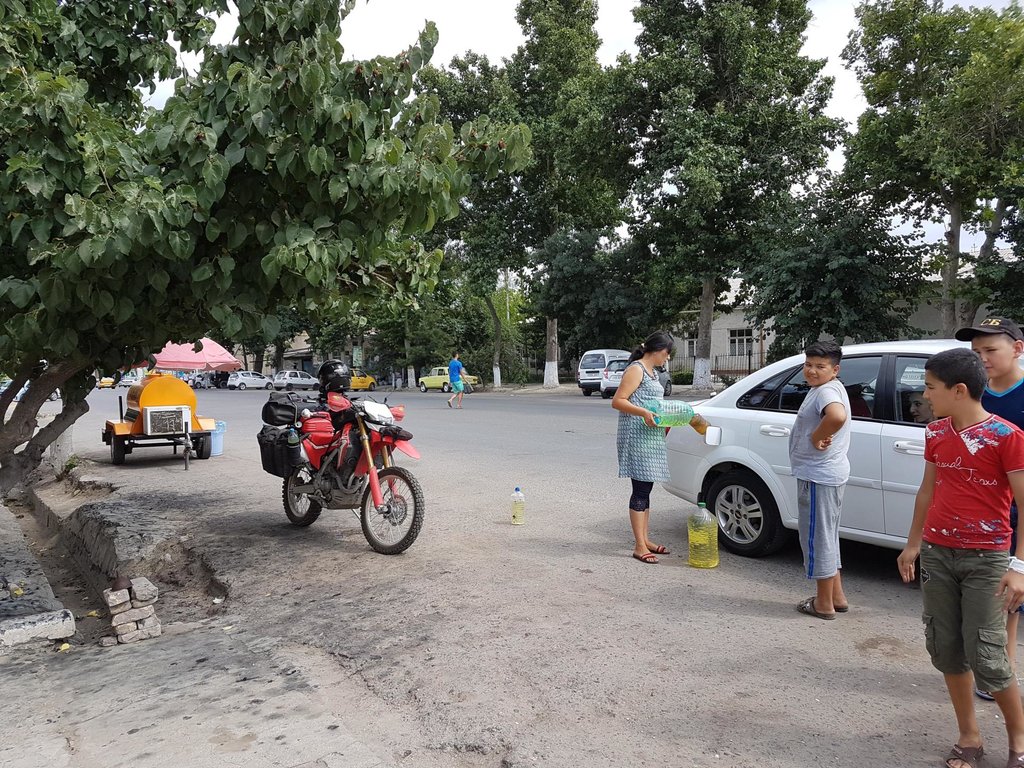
[612,331,674,564]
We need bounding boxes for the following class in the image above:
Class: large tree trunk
[0,360,87,495]
[272,343,285,373]
[543,317,559,388]
[484,294,503,387]
[692,277,716,390]
[958,197,1008,328]
[940,199,962,337]
[254,349,265,374]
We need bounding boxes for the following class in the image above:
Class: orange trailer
[101,373,216,468]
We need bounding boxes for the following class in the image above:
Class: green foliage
[630,0,841,352]
[742,176,926,355]
[0,0,530,485]
[843,0,1024,329]
[671,370,694,386]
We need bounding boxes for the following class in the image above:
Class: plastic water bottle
[287,428,302,466]
[511,487,525,526]
[687,501,719,568]
[643,399,709,434]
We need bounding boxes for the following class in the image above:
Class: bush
[672,370,694,385]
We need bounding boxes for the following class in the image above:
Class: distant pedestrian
[611,331,674,564]
[789,339,851,620]
[897,348,1024,768]
[447,353,469,409]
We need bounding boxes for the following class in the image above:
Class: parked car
[663,339,969,558]
[273,369,318,391]
[349,369,377,391]
[577,349,630,396]
[656,366,672,397]
[117,372,141,388]
[97,377,116,389]
[227,370,273,390]
[417,366,480,393]
[599,359,629,399]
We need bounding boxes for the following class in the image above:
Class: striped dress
[616,361,669,482]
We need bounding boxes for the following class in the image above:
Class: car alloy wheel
[705,470,789,557]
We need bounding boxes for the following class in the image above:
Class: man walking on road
[447,353,468,409]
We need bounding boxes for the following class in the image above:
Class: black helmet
[317,359,351,392]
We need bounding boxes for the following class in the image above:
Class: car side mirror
[704,426,722,446]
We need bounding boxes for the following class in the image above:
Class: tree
[417,54,526,386]
[741,176,926,358]
[0,0,530,491]
[843,0,1024,334]
[631,0,841,388]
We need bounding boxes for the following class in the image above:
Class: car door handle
[759,425,791,437]
[893,440,925,456]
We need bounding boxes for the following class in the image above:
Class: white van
[577,349,630,396]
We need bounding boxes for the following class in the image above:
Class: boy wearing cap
[956,317,1024,701]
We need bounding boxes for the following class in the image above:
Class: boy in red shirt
[898,348,1024,768]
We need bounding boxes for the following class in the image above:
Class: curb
[0,498,75,648]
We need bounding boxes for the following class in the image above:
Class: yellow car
[349,369,377,391]
[417,366,480,393]
[97,376,116,389]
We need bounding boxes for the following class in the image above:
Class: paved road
[25,387,988,766]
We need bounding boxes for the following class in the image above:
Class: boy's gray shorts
[797,480,844,580]
[919,543,1013,692]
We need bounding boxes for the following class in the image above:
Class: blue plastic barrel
[210,420,227,456]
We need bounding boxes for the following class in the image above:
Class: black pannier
[262,392,304,426]
[257,426,293,477]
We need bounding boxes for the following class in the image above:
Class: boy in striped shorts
[788,340,852,620]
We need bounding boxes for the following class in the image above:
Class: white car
[273,369,318,391]
[227,370,273,390]
[599,359,630,399]
[664,339,968,557]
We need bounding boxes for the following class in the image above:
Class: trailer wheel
[110,436,126,465]
[193,435,212,460]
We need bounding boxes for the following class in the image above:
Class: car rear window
[608,360,629,372]
[581,354,605,368]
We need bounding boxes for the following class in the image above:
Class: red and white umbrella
[152,338,242,372]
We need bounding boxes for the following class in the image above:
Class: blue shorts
[452,380,465,394]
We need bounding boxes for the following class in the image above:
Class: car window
[775,355,882,417]
[737,369,793,410]
[895,356,930,426]
[581,354,604,368]
[608,360,628,372]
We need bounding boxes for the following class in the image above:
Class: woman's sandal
[945,743,983,768]
[1007,749,1024,768]
[632,552,658,564]
[647,544,670,554]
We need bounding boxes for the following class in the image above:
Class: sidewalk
[0,466,397,767]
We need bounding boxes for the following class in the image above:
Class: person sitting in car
[908,391,935,424]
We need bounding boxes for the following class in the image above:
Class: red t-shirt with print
[923,415,1024,551]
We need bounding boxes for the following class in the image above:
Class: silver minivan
[577,349,630,396]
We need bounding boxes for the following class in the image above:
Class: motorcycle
[257,390,424,554]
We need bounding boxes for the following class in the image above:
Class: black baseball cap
[954,316,1024,342]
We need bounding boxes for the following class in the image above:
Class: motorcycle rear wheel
[360,466,424,554]
[283,467,322,526]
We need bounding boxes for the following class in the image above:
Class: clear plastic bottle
[643,399,710,434]
[511,487,525,525]
[687,501,719,568]
[286,428,302,466]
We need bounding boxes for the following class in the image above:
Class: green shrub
[672,370,694,385]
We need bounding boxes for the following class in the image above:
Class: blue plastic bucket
[210,420,227,456]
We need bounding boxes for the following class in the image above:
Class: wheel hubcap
[715,485,764,544]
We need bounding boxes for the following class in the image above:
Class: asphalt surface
[4,385,1002,767]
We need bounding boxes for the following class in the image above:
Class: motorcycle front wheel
[283,467,322,526]
[360,466,424,554]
